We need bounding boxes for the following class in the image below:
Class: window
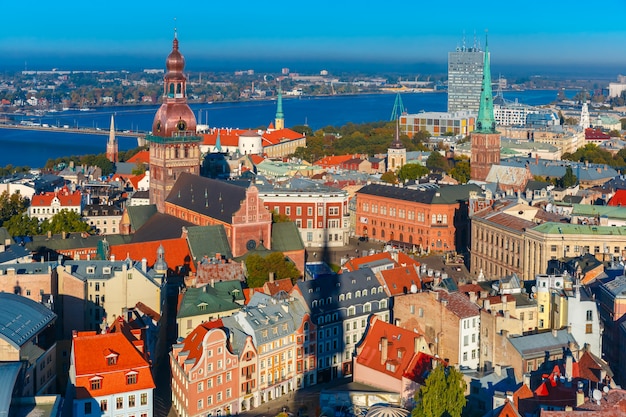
[296,207,302,215]
[127,373,137,384]
[128,395,135,407]
[107,356,117,365]
[586,324,593,334]
[586,310,593,321]
[90,378,102,390]
[84,402,92,415]
[539,305,545,313]
[463,335,468,346]
[141,393,147,406]
[198,381,204,392]
[100,400,107,411]
[207,395,213,405]
[116,397,123,410]
[307,207,313,216]
[198,399,203,410]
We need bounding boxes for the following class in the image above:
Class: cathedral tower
[106,114,118,163]
[387,118,406,172]
[274,86,284,130]
[470,35,500,182]
[146,33,202,213]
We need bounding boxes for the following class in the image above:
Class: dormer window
[87,267,95,275]
[104,350,119,365]
[90,376,103,390]
[126,371,138,385]
[103,267,111,274]
[198,302,208,311]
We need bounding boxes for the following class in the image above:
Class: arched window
[355,290,361,298]
[442,214,447,224]
[362,289,368,296]
[363,303,371,313]
[347,293,352,300]
[348,307,355,316]
[381,230,385,238]
[312,300,318,307]
[339,294,345,301]
[380,299,387,309]
[327,297,332,304]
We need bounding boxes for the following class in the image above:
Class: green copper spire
[474,34,497,133]
[275,86,284,120]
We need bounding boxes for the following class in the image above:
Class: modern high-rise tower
[470,35,500,182]
[447,37,484,113]
[146,33,202,213]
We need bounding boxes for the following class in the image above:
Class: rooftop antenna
[174,17,177,38]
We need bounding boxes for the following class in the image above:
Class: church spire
[474,33,497,134]
[106,114,118,163]
[275,84,284,130]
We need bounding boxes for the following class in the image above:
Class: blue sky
[2,0,626,73]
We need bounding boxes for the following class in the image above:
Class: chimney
[494,363,502,376]
[552,329,558,338]
[565,354,573,382]
[484,299,491,311]
[414,337,421,353]
[380,337,388,365]
[523,373,531,388]
[269,272,275,283]
[210,279,215,288]
[142,258,147,273]
[110,254,115,262]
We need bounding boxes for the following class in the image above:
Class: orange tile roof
[127,173,146,190]
[314,155,354,168]
[202,129,245,147]
[126,150,150,164]
[608,189,626,207]
[356,316,435,383]
[72,331,154,399]
[262,128,304,146]
[177,320,224,366]
[379,266,422,296]
[110,237,196,273]
[249,154,266,165]
[263,278,294,296]
[31,186,82,207]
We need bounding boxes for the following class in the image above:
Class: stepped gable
[166,172,248,224]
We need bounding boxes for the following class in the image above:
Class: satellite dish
[531,285,537,293]
[593,389,602,403]
[410,284,418,293]
[603,386,610,393]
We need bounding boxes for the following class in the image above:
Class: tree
[0,191,29,226]
[397,163,429,182]
[450,159,471,184]
[4,213,40,237]
[380,171,398,184]
[40,209,92,235]
[272,210,292,223]
[558,166,578,188]
[412,365,466,417]
[426,151,448,172]
[245,252,300,288]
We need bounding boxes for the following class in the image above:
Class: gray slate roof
[166,173,248,224]
[0,292,56,348]
[357,183,482,205]
[507,329,577,358]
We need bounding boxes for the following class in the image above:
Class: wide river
[0,89,575,168]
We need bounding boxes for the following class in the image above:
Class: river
[0,89,575,168]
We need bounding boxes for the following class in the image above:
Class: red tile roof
[608,189,626,207]
[126,150,150,164]
[127,173,147,190]
[72,331,154,399]
[31,186,82,207]
[203,129,245,147]
[356,316,435,383]
[379,266,422,296]
[249,155,266,165]
[262,278,294,296]
[314,155,354,168]
[262,128,304,146]
[585,128,611,141]
[110,237,196,273]
[177,320,225,366]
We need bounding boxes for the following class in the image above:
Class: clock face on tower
[177,120,187,131]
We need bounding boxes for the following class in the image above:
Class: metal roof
[0,292,56,349]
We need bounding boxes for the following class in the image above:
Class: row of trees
[562,142,626,168]
[43,146,148,176]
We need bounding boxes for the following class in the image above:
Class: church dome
[166,37,185,74]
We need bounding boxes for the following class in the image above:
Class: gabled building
[353,316,433,408]
[292,267,390,382]
[28,185,85,222]
[393,289,480,369]
[164,173,272,257]
[68,331,155,417]
[171,323,239,417]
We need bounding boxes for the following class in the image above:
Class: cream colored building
[523,223,626,281]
